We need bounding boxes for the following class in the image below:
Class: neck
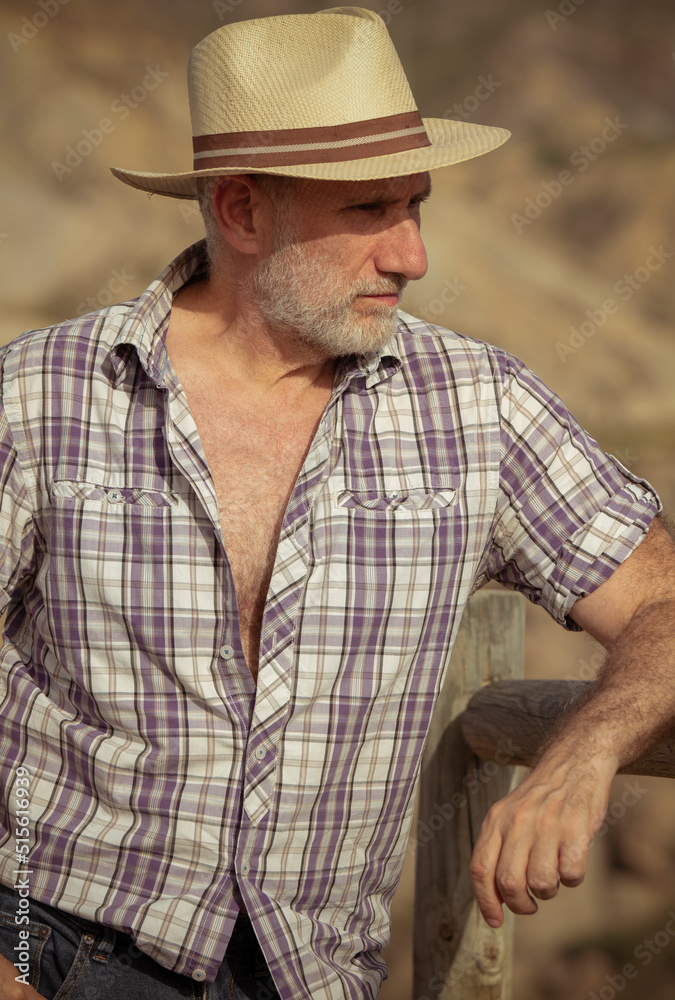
[169,270,336,395]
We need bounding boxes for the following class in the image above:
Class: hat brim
[110,118,510,199]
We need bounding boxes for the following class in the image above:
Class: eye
[350,202,383,212]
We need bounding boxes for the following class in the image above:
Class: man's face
[247,173,431,358]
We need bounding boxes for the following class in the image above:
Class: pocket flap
[52,480,180,508]
[336,489,457,512]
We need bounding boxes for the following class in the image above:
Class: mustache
[353,275,408,298]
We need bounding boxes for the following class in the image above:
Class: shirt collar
[110,240,209,388]
[349,327,403,388]
[110,240,404,390]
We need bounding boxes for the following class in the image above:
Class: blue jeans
[0,884,281,999]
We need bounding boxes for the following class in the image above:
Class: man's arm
[470,515,675,927]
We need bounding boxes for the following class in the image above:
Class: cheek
[313,240,368,283]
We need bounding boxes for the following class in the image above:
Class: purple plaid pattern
[0,242,660,999]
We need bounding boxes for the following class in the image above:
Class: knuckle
[496,873,520,897]
[469,860,491,882]
[527,875,554,893]
[481,805,502,830]
[528,880,557,899]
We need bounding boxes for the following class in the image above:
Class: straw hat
[110,6,510,200]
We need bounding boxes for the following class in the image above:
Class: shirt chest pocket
[302,478,461,661]
[335,486,457,515]
[43,480,196,661]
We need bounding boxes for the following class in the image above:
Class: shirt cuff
[540,458,662,631]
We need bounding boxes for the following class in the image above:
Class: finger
[527,872,560,901]
[494,844,539,917]
[470,822,506,927]
[559,837,590,888]
[525,831,564,901]
[480,806,541,917]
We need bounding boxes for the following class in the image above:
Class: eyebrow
[350,179,433,207]
[411,179,432,203]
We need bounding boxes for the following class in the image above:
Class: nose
[373,217,428,282]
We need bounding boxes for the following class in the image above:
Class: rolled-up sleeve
[486,355,661,630]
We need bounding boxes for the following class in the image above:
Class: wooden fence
[412,589,675,1000]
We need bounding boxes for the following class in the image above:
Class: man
[0,7,673,1000]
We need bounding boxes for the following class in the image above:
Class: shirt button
[254,747,266,760]
[241,862,250,875]
[219,644,234,659]
[191,970,206,982]
[107,490,123,504]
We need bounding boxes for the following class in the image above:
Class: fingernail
[486,918,501,928]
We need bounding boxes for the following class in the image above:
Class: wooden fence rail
[412,590,675,1000]
[461,679,675,778]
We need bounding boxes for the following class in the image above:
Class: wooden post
[413,590,525,1000]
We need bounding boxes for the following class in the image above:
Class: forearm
[541,595,675,771]
[471,517,675,926]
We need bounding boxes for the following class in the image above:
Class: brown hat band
[192,111,431,169]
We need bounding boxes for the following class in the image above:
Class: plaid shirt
[0,241,660,999]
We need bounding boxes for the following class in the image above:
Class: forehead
[292,172,431,207]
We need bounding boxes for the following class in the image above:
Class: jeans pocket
[0,908,52,995]
[0,886,94,1000]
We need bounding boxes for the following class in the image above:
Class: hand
[470,753,616,927]
[0,953,45,999]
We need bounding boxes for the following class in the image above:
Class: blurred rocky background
[1,0,674,996]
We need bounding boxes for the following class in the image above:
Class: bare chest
[175,372,331,680]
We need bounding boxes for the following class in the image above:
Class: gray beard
[246,224,406,359]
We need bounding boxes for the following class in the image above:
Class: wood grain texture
[413,591,525,1000]
[460,679,675,777]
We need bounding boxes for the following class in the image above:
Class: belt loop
[90,926,116,963]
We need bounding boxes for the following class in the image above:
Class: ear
[211,175,270,256]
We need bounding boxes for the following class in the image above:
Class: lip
[361,293,400,305]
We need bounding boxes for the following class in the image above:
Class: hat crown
[110,5,511,199]
[188,8,419,137]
